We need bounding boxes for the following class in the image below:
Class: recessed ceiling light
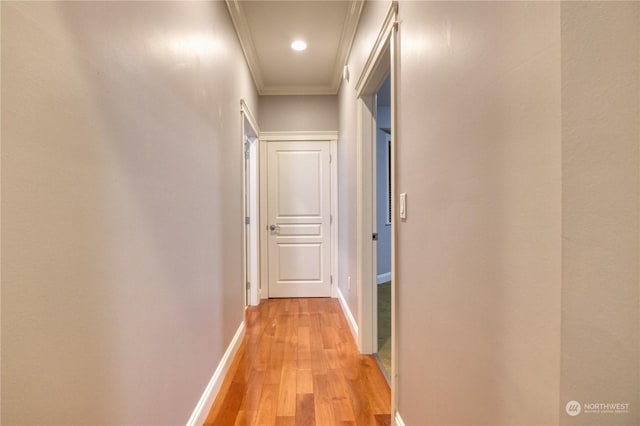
[291,40,307,51]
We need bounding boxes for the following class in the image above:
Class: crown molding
[329,0,364,93]
[259,85,338,96]
[227,0,363,96]
[226,0,265,93]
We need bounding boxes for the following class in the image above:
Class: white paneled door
[267,141,332,298]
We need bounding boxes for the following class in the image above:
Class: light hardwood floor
[204,298,391,426]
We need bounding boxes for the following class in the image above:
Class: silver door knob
[269,224,279,231]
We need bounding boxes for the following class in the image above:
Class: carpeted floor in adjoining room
[377,281,391,376]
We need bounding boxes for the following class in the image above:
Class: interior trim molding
[240,99,260,135]
[258,86,341,96]
[226,0,363,95]
[337,286,359,342]
[225,0,265,92]
[394,411,406,426]
[259,131,339,141]
[330,141,339,299]
[186,321,245,426]
[330,0,365,93]
[355,1,398,96]
[241,99,260,307]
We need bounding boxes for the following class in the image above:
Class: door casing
[241,100,260,307]
[354,1,399,423]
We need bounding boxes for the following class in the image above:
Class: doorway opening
[241,100,260,307]
[374,75,392,379]
[354,1,398,420]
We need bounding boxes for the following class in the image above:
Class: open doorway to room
[374,75,392,379]
[354,1,398,419]
[241,100,260,307]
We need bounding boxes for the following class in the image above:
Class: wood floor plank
[298,298,309,316]
[296,326,311,370]
[254,383,279,426]
[205,298,390,426]
[374,413,392,426]
[234,409,256,426]
[342,360,377,425]
[295,393,315,426]
[274,416,295,426]
[207,380,246,426]
[239,370,264,411]
[266,341,285,384]
[312,374,337,425]
[326,368,356,423]
[296,368,313,394]
[276,367,297,416]
[363,357,392,415]
[324,348,340,369]
[298,312,311,327]
[255,333,272,372]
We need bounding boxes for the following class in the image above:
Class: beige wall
[560,3,639,425]
[343,1,639,425]
[396,2,562,424]
[1,2,257,424]
[259,95,337,132]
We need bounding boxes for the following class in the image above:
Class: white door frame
[354,1,399,422]
[241,100,260,306]
[259,131,339,300]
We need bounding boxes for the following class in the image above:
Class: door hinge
[330,214,333,224]
[245,216,250,225]
[329,154,332,163]
[330,275,333,284]
[246,281,250,290]
[372,233,378,241]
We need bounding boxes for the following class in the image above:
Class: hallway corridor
[204,299,391,426]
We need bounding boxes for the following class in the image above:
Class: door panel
[278,244,321,280]
[268,141,331,298]
[276,151,322,216]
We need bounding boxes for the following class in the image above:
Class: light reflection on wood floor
[204,298,391,426]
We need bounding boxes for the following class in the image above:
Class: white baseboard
[394,411,406,426]
[186,321,245,426]
[337,286,358,341]
[377,272,391,284]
